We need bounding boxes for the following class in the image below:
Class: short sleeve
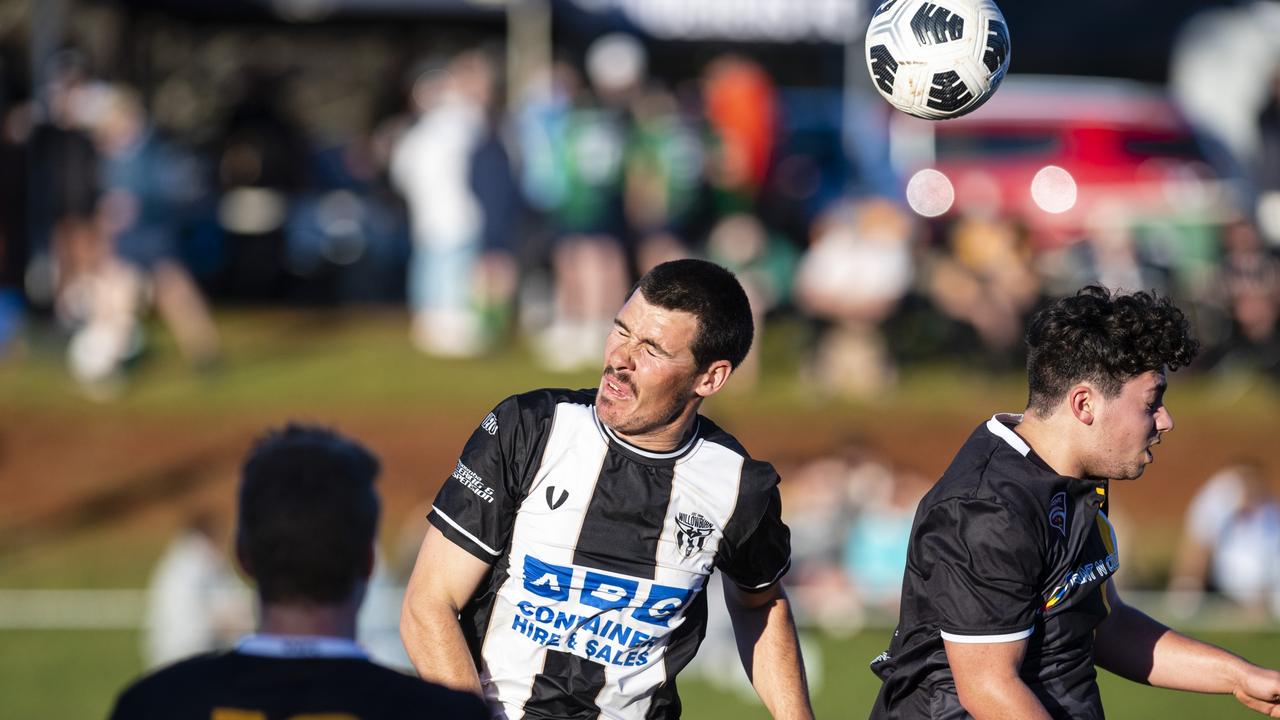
[914,499,1042,642]
[717,486,792,591]
[429,395,529,563]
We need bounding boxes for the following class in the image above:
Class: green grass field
[5,627,1279,719]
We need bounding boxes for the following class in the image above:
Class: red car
[888,75,1239,247]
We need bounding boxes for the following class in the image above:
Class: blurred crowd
[0,14,1277,398]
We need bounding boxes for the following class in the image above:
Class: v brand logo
[546,486,569,510]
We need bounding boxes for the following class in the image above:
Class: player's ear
[1068,383,1095,425]
[693,359,733,399]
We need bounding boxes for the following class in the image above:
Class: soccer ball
[864,0,1011,120]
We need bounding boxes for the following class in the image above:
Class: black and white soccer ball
[865,0,1011,120]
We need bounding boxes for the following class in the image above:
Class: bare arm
[722,581,814,720]
[1094,581,1280,715]
[400,524,491,697]
[944,637,1053,720]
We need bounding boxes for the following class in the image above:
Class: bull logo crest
[675,512,714,558]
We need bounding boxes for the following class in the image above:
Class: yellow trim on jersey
[1095,512,1117,556]
[1096,512,1117,614]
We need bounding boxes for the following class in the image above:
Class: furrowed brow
[614,318,673,358]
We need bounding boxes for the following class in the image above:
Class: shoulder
[695,416,779,489]
[500,388,596,416]
[924,421,1047,518]
[111,653,232,713]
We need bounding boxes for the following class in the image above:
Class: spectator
[142,511,248,669]
[1213,218,1280,375]
[1258,64,1280,246]
[93,86,222,371]
[794,197,914,398]
[392,52,493,357]
[1169,461,1280,620]
[110,424,487,719]
[533,34,639,371]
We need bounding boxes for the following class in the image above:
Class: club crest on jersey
[1049,492,1068,538]
[481,413,499,436]
[675,512,714,557]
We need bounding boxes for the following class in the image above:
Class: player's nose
[605,338,635,371]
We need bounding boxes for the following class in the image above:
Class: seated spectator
[109,425,487,719]
[1169,461,1280,620]
[794,197,914,398]
[142,511,248,669]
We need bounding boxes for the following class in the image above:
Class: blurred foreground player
[401,259,813,719]
[109,425,486,719]
[869,286,1280,719]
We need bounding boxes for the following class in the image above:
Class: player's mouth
[602,371,635,401]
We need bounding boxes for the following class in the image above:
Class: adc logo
[1048,492,1068,538]
[675,512,714,558]
[522,555,695,627]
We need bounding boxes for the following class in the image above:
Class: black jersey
[108,635,487,719]
[869,414,1118,720]
[428,388,791,720]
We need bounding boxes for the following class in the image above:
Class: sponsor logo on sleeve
[451,460,495,503]
[481,413,499,435]
[1043,551,1119,610]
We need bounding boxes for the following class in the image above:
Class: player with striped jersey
[401,259,814,719]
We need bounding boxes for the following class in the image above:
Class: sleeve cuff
[939,626,1035,644]
[726,558,791,592]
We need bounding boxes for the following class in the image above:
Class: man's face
[596,291,704,441]
[1087,369,1174,480]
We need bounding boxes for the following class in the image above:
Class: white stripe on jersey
[431,505,502,556]
[940,626,1035,643]
[593,440,745,719]
[476,399,754,720]
[482,401,611,719]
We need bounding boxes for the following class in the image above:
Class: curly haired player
[869,286,1280,719]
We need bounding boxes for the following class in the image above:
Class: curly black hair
[238,424,380,605]
[1025,286,1200,414]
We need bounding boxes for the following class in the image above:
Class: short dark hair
[237,424,380,605]
[635,259,754,370]
[1026,285,1200,414]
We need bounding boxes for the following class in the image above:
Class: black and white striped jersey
[428,388,791,720]
[869,414,1116,720]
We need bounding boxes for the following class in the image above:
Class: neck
[612,402,701,452]
[257,596,360,640]
[1012,410,1086,478]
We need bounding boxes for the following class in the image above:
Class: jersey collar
[987,412,1067,477]
[235,634,368,660]
[593,407,702,463]
[986,413,1107,497]
[986,413,1031,455]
